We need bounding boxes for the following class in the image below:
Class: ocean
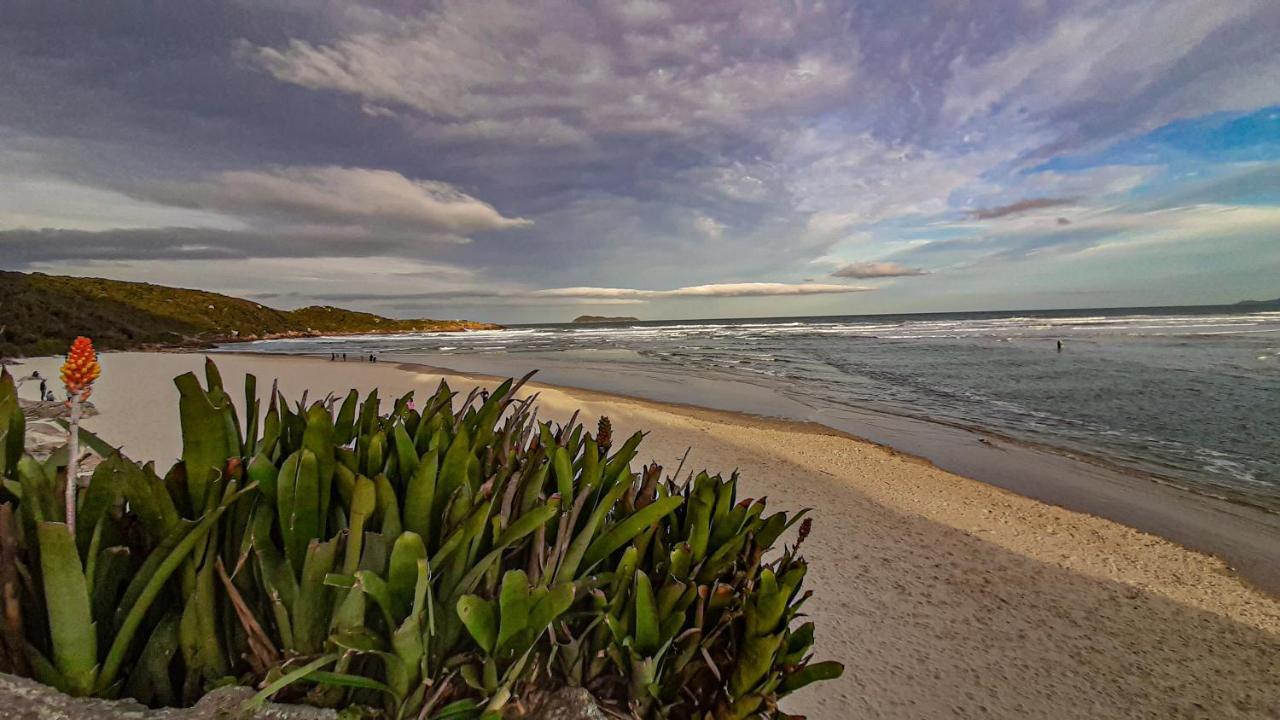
[230,305,1280,512]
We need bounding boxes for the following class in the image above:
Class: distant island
[1233,297,1280,308]
[572,315,639,324]
[0,271,500,357]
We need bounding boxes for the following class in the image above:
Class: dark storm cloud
[0,226,401,266]
[830,262,929,279]
[968,198,1072,220]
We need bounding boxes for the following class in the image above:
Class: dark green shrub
[0,360,841,718]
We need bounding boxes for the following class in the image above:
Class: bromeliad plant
[0,356,842,718]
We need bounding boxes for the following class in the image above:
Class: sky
[1,0,1278,323]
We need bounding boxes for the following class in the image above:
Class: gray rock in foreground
[0,673,333,720]
[0,673,606,719]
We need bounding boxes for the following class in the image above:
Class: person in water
[1057,340,1063,353]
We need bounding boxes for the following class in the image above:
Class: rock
[0,673,337,720]
[0,674,608,719]
[19,399,99,420]
[20,420,103,480]
[528,687,608,720]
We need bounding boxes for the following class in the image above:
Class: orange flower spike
[60,336,102,398]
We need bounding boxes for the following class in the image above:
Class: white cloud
[244,1,856,139]
[943,0,1278,133]
[782,131,1001,228]
[423,117,593,148]
[145,165,530,235]
[692,215,725,239]
[532,282,870,300]
[1077,204,1280,253]
[895,203,1280,269]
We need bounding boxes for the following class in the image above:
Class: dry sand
[9,352,1280,719]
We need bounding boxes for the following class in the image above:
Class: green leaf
[354,570,395,630]
[302,403,337,522]
[553,473,632,584]
[247,452,278,506]
[581,496,683,571]
[342,476,376,575]
[293,539,338,654]
[602,432,643,486]
[496,570,531,653]
[528,582,574,636]
[374,474,402,537]
[452,502,559,600]
[552,447,574,505]
[388,531,427,621]
[779,660,844,694]
[306,670,395,696]
[97,486,245,692]
[394,422,419,487]
[278,448,321,577]
[0,371,24,478]
[729,632,785,698]
[334,389,360,446]
[36,522,97,695]
[456,595,497,653]
[124,612,179,707]
[435,426,472,521]
[174,371,236,510]
[404,451,438,544]
[632,570,659,656]
[242,653,338,710]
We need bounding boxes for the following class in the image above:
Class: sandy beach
[9,351,1280,718]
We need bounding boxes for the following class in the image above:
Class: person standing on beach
[1057,340,1063,353]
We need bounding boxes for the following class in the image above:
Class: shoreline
[9,350,1280,717]
[248,350,1280,597]
[12,348,1280,596]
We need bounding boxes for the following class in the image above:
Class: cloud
[968,198,1071,220]
[3,1,1280,320]
[830,262,928,279]
[18,254,488,311]
[943,0,1280,154]
[307,281,871,305]
[143,165,530,235]
[692,215,726,239]
[0,219,523,268]
[244,1,857,139]
[534,282,869,299]
[781,131,1003,228]
[891,203,1280,267]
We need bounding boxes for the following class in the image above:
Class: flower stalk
[59,337,100,536]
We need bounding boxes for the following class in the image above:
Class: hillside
[0,271,499,357]
[572,315,639,323]
[1233,297,1280,308]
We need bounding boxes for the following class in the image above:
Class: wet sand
[8,352,1280,718]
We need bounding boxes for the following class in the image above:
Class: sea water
[230,306,1280,511]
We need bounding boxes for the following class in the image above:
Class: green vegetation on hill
[0,271,499,357]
